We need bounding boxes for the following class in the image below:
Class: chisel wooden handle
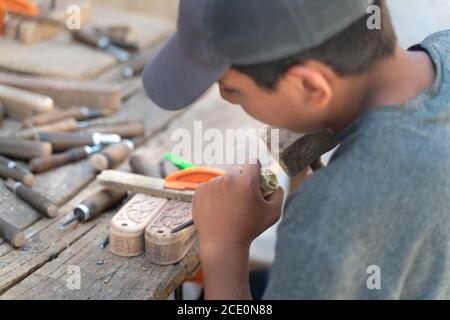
[22,107,112,128]
[38,132,92,151]
[129,154,162,178]
[0,161,34,186]
[0,74,122,111]
[0,217,27,248]
[89,140,135,171]
[38,132,120,152]
[0,137,52,160]
[72,29,103,47]
[5,179,58,218]
[84,121,145,138]
[0,102,5,125]
[15,118,78,139]
[29,146,92,173]
[0,84,54,119]
[75,189,127,222]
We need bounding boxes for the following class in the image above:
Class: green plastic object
[163,153,196,170]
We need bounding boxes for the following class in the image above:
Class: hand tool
[0,84,54,119]
[5,178,58,218]
[29,144,102,173]
[100,235,110,249]
[60,189,127,229]
[0,102,5,125]
[89,137,146,171]
[22,106,114,128]
[0,137,52,160]
[14,118,78,139]
[18,119,143,140]
[0,216,28,248]
[0,73,122,111]
[0,154,34,186]
[79,120,145,138]
[129,154,162,178]
[71,29,130,62]
[37,131,120,152]
[93,25,139,52]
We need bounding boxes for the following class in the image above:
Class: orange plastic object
[0,0,39,33]
[164,167,225,190]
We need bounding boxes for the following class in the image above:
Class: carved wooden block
[109,194,168,257]
[145,200,197,265]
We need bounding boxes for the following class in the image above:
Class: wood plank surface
[0,85,262,299]
[0,8,173,79]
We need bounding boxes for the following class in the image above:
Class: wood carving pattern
[114,194,166,227]
[147,201,192,238]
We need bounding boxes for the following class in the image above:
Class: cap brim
[143,33,229,111]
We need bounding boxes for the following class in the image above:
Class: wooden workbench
[0,7,262,299]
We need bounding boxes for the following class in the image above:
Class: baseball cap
[143,0,375,110]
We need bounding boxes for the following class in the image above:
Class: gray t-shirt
[264,30,450,300]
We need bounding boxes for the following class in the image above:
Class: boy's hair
[232,0,397,90]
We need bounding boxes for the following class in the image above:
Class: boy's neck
[332,45,436,132]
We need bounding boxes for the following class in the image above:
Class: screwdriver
[60,189,126,229]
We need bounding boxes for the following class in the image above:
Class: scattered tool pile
[0,0,157,248]
[0,2,340,277]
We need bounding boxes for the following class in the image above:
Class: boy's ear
[284,63,333,109]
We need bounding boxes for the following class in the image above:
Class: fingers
[227,166,241,176]
[241,159,261,180]
[265,187,285,206]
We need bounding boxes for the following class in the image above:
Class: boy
[143,0,450,299]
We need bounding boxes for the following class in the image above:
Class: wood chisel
[14,118,79,139]
[71,29,130,62]
[0,154,34,186]
[60,189,127,229]
[5,178,58,218]
[0,137,52,160]
[29,144,102,173]
[0,216,28,248]
[22,106,114,128]
[78,120,145,138]
[37,131,121,152]
[89,137,146,171]
[0,73,122,111]
[0,83,54,119]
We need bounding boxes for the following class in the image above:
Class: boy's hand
[192,161,284,253]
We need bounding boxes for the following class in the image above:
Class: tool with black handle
[5,179,58,218]
[29,144,102,173]
[0,155,34,186]
[60,189,127,229]
[71,29,130,62]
